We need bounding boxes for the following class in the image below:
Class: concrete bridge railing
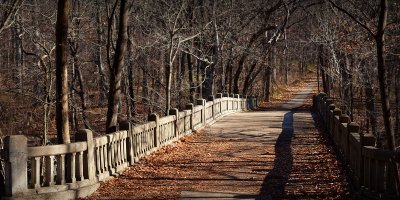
[1,94,260,199]
[313,93,399,199]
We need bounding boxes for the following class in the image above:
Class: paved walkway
[87,83,352,199]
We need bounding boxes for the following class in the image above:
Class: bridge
[2,81,398,199]
[86,81,353,199]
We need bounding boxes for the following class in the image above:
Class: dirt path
[86,82,352,199]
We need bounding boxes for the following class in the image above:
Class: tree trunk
[55,0,71,144]
[362,62,377,136]
[76,62,91,129]
[106,0,129,133]
[165,54,173,115]
[127,27,135,118]
[187,52,195,103]
[264,66,272,101]
[233,56,245,94]
[96,0,108,102]
[178,52,185,109]
[376,0,395,150]
[196,59,202,98]
[375,0,399,192]
[204,0,219,97]
[318,45,330,95]
[227,58,233,94]
[242,61,258,95]
[70,62,79,132]
[338,51,351,114]
[142,53,149,105]
[395,68,399,137]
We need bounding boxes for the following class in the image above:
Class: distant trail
[86,82,352,200]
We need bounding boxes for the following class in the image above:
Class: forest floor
[85,76,354,199]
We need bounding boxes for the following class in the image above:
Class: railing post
[119,121,134,165]
[185,103,194,131]
[332,108,342,143]
[235,94,240,110]
[327,104,336,130]
[169,108,179,137]
[216,93,222,115]
[208,95,215,119]
[247,95,253,109]
[348,122,360,187]
[244,95,247,110]
[4,135,28,196]
[76,129,96,181]
[148,113,159,147]
[339,114,350,161]
[196,99,206,126]
[240,95,244,110]
[223,93,229,111]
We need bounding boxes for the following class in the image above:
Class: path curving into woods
[85,82,353,199]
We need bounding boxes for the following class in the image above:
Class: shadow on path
[258,111,294,199]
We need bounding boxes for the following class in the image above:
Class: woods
[0,0,314,142]
[0,0,398,187]
[0,0,399,198]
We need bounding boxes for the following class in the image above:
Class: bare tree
[55,0,71,144]
[106,0,130,133]
[0,0,24,35]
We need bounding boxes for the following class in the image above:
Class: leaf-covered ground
[85,80,354,199]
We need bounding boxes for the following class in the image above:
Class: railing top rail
[95,130,128,146]
[178,110,191,118]
[159,115,175,125]
[131,121,156,134]
[194,105,203,112]
[363,146,397,161]
[28,141,87,157]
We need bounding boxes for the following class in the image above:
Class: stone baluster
[45,155,56,185]
[169,108,179,137]
[148,113,159,147]
[208,95,215,120]
[196,99,206,127]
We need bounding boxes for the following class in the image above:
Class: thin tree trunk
[70,62,78,132]
[106,0,129,133]
[395,69,399,137]
[178,52,185,109]
[127,27,135,118]
[187,52,195,103]
[197,59,202,98]
[376,0,395,150]
[242,61,258,95]
[165,52,172,115]
[96,0,108,102]
[76,62,91,129]
[376,0,399,192]
[228,58,233,94]
[142,52,149,105]
[55,0,71,144]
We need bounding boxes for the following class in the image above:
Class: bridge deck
[86,83,352,199]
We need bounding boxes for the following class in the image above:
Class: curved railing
[313,93,399,199]
[1,94,259,199]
